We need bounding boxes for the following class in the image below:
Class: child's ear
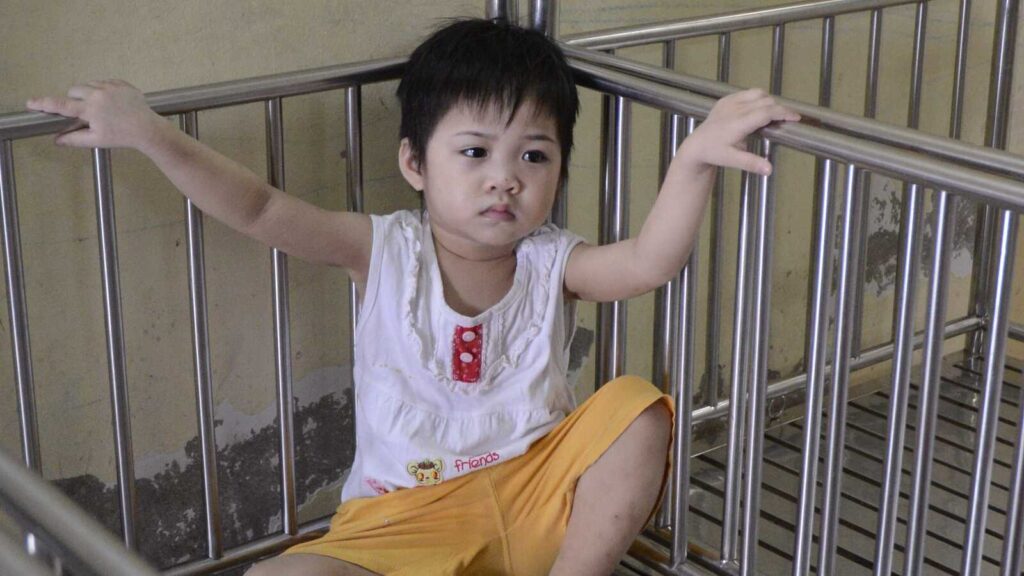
[398,138,424,191]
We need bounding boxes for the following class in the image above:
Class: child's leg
[244,552,379,576]
[549,401,673,576]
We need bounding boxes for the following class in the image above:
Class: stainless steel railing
[2,1,1023,575]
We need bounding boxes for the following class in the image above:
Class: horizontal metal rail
[568,57,1024,210]
[564,0,915,50]
[0,57,406,141]
[563,46,1024,181]
[1011,323,1024,342]
[0,447,160,576]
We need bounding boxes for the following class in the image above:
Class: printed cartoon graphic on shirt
[452,324,483,382]
[407,458,444,485]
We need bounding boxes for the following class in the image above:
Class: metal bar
[1,140,41,472]
[91,147,137,549]
[178,112,222,560]
[265,97,297,536]
[485,0,519,23]
[1011,323,1024,342]
[721,161,757,564]
[527,0,557,37]
[346,86,364,341]
[702,32,729,410]
[904,3,970,573]
[969,0,1019,360]
[962,209,1018,575]
[0,534,52,576]
[874,3,927,572]
[792,155,836,576]
[568,60,1024,210]
[817,163,864,576]
[4,58,405,141]
[670,116,697,568]
[739,138,776,576]
[691,315,981,425]
[769,24,786,96]
[563,0,914,50]
[562,46,1024,181]
[596,94,630,387]
[0,449,160,576]
[654,41,679,530]
[848,7,882,356]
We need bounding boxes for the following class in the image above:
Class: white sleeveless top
[341,210,584,502]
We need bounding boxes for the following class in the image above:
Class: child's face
[399,99,562,257]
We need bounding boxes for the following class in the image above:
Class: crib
[1,0,1023,574]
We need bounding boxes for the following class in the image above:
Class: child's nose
[488,171,521,195]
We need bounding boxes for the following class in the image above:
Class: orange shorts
[284,375,674,575]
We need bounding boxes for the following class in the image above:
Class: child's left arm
[565,88,800,302]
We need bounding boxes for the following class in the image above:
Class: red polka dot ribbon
[452,324,483,383]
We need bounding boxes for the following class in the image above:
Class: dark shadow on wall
[53,387,356,570]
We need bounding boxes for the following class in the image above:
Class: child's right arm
[26,80,372,283]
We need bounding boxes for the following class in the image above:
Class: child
[27,18,797,576]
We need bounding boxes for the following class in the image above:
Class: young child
[27,18,797,576]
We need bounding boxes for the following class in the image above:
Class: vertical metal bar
[527,0,556,37]
[769,24,786,96]
[903,4,970,573]
[969,0,1018,359]
[654,40,679,530]
[91,147,137,549]
[485,0,518,23]
[702,32,730,409]
[739,138,776,576]
[596,94,629,388]
[178,113,222,560]
[817,164,864,576]
[1,141,40,473]
[962,209,1019,575]
[721,153,756,565]
[793,16,837,574]
[346,86,364,334]
[873,4,927,573]
[265,97,297,536]
[670,116,698,570]
[851,8,883,357]
[791,156,836,576]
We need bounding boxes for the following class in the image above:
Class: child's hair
[397,18,580,182]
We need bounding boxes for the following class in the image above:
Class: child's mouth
[482,206,515,221]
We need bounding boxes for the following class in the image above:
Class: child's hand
[26,80,164,150]
[680,88,800,176]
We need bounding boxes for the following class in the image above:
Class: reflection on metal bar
[963,209,1019,575]
[92,147,138,549]
[527,0,557,37]
[654,40,679,531]
[702,32,729,410]
[874,3,927,572]
[721,160,756,564]
[485,0,518,23]
[818,164,863,575]
[0,449,160,576]
[346,86,364,350]
[792,156,836,576]
[596,94,630,387]
[179,112,223,560]
[740,138,776,576]
[1,140,40,472]
[265,97,297,536]
[671,116,697,568]
[3,58,406,141]
[0,534,51,576]
[563,0,914,50]
[563,46,1024,180]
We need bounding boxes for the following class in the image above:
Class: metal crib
[1,0,1022,574]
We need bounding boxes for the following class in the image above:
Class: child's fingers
[67,85,97,100]
[25,96,86,119]
[722,148,772,175]
[54,126,95,148]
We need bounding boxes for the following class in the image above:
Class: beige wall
[1,0,1022,497]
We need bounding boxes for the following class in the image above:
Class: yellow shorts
[284,375,674,575]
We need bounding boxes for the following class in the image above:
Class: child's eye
[461,147,487,159]
[522,150,548,163]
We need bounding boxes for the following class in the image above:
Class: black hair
[397,18,579,182]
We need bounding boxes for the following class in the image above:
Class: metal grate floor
[679,353,1024,576]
